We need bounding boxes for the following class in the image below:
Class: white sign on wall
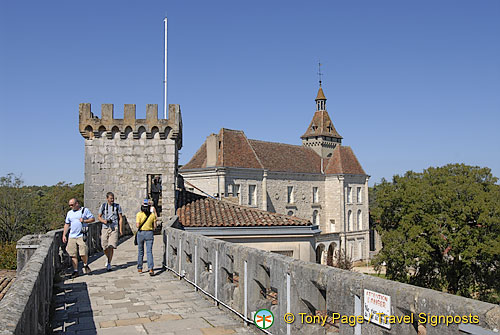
[363,289,391,329]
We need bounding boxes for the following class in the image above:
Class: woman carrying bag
[135,200,157,276]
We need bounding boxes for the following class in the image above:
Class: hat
[143,199,149,205]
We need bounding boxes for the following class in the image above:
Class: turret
[79,103,182,149]
[301,86,342,158]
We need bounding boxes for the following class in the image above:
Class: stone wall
[80,103,182,232]
[163,227,500,335]
[0,222,102,335]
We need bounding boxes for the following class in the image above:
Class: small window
[287,210,294,216]
[347,210,353,231]
[312,210,319,225]
[233,184,241,204]
[287,186,294,204]
[248,185,256,206]
[357,210,362,230]
[312,187,319,203]
[358,241,364,260]
[357,187,362,203]
[347,187,352,203]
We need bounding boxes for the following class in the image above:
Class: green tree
[0,174,35,242]
[0,174,84,269]
[371,164,500,303]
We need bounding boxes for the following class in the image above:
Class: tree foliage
[0,174,84,268]
[371,164,500,303]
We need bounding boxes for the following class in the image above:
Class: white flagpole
[163,17,168,119]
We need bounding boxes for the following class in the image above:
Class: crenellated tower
[79,103,182,232]
[301,85,342,159]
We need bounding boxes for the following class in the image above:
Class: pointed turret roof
[315,87,326,100]
[301,87,342,139]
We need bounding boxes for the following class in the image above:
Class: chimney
[206,134,219,167]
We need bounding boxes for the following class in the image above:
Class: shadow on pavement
[49,281,96,334]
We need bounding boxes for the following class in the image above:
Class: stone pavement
[50,235,259,335]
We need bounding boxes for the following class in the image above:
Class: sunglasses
[69,203,76,207]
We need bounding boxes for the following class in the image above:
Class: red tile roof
[300,110,342,139]
[324,146,366,175]
[248,139,322,173]
[0,270,15,301]
[181,129,366,176]
[181,142,207,170]
[219,129,262,169]
[177,191,312,227]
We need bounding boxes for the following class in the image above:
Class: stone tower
[301,86,342,158]
[79,103,182,232]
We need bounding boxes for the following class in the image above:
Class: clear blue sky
[1,1,499,186]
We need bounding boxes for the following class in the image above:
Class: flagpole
[163,17,168,119]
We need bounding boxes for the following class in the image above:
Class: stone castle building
[79,103,182,232]
[180,86,372,263]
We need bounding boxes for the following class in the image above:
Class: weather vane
[317,61,323,87]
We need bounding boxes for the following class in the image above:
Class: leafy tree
[0,174,35,242]
[371,164,500,303]
[0,174,84,269]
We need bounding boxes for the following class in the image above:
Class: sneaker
[71,271,79,279]
[138,268,142,273]
[83,265,91,275]
[149,270,154,276]
[106,263,112,271]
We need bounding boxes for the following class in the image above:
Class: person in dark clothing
[150,176,162,215]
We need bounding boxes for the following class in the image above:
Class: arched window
[347,210,352,231]
[312,210,319,225]
[357,210,362,230]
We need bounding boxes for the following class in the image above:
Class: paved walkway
[50,235,259,335]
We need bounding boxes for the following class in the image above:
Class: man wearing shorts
[98,192,123,271]
[63,198,95,278]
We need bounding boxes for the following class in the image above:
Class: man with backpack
[63,198,95,278]
[98,192,123,271]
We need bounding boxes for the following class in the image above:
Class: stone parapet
[79,103,182,146]
[162,227,500,335]
[0,222,102,335]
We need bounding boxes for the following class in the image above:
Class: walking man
[98,192,123,271]
[63,198,95,278]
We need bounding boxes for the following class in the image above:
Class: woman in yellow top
[136,200,157,276]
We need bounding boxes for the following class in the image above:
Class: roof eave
[183,225,322,236]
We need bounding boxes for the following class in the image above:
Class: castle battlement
[79,103,182,142]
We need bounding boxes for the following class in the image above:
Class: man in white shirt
[63,198,95,278]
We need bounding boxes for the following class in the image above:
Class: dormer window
[311,124,318,131]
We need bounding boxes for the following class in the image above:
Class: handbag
[134,212,152,245]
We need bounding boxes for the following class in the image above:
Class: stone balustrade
[163,225,500,335]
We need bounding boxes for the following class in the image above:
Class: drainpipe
[262,170,268,211]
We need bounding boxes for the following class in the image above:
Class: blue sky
[1,1,499,186]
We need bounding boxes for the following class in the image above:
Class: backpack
[101,203,118,223]
[80,207,88,242]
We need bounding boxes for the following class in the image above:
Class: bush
[0,242,17,270]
